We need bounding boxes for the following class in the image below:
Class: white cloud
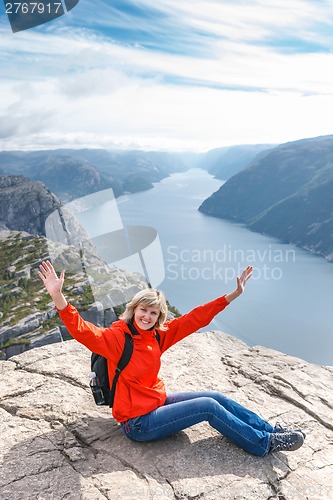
[1,1,333,151]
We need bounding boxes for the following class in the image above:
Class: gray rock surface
[0,230,148,360]
[1,328,63,359]
[0,176,61,235]
[0,331,332,500]
[0,312,48,344]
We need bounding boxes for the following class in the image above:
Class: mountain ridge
[199,135,333,261]
[0,148,188,202]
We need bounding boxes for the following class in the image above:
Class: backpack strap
[127,320,141,337]
[109,332,133,407]
[154,330,161,346]
[127,320,161,347]
[109,323,161,408]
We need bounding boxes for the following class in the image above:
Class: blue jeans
[120,391,273,457]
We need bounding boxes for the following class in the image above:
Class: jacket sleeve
[159,295,229,353]
[57,302,121,359]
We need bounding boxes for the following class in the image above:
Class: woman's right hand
[38,260,67,310]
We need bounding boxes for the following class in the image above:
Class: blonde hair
[120,288,168,330]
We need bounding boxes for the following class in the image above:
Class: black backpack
[90,321,161,407]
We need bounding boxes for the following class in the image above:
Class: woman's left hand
[225,265,253,303]
[236,265,253,295]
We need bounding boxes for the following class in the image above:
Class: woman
[38,261,304,457]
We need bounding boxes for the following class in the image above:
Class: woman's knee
[196,396,221,414]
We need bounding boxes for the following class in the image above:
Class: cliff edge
[1,331,332,499]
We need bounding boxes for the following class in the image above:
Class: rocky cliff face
[0,176,60,235]
[1,332,332,499]
[0,230,147,360]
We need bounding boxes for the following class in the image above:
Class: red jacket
[58,295,229,422]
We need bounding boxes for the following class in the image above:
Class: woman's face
[134,303,161,330]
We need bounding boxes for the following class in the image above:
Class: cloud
[1,0,333,150]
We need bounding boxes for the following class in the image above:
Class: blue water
[79,169,333,366]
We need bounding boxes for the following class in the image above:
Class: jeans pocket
[130,416,143,432]
[121,416,143,440]
[120,417,141,437]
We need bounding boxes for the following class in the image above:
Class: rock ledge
[0,331,332,499]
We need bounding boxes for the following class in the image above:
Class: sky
[1,0,333,152]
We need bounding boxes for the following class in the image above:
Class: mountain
[29,155,124,202]
[197,146,231,170]
[172,144,274,177]
[208,144,275,180]
[0,149,187,201]
[199,135,333,261]
[53,149,186,176]
[0,174,105,250]
[0,175,61,234]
